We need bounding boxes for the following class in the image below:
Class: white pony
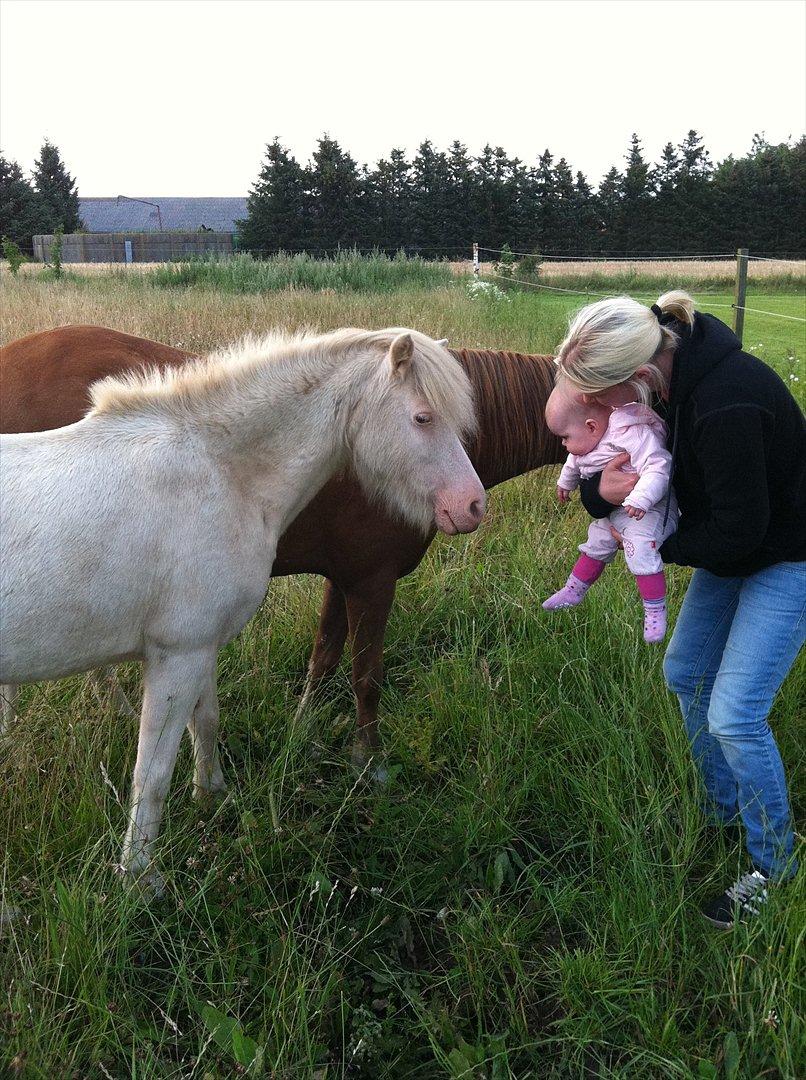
[0,327,485,886]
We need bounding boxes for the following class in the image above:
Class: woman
[553,290,805,929]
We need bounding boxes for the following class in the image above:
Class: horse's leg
[119,648,214,889]
[294,579,349,721]
[88,667,137,718]
[187,671,227,806]
[344,572,398,774]
[0,684,19,735]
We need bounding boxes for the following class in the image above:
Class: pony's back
[0,325,193,434]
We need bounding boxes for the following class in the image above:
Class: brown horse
[0,325,563,761]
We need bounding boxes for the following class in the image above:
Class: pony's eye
[414,413,432,426]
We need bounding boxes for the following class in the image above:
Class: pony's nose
[468,496,485,524]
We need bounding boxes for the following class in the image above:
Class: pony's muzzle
[434,485,486,535]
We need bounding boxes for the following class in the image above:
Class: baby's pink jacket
[557,403,672,513]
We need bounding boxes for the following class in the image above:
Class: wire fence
[473,245,806,327]
[477,247,741,261]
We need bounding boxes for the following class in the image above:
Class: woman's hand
[610,525,624,548]
[599,453,639,505]
[557,486,572,504]
[624,505,645,520]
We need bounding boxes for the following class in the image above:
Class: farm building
[33,196,248,263]
[78,196,247,233]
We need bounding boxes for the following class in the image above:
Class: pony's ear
[435,338,449,347]
[388,333,414,379]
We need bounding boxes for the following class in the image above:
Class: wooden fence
[32,231,233,264]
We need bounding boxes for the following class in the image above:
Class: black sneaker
[701,869,770,929]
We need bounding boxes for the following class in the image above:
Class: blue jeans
[663,562,806,881]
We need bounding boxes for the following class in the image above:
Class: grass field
[0,264,804,1078]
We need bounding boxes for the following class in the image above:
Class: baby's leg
[615,508,670,642]
[543,519,618,610]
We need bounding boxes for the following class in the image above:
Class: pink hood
[607,403,668,442]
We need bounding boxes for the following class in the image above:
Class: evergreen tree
[410,140,453,251]
[533,149,559,251]
[552,157,578,252]
[31,139,81,233]
[712,135,806,254]
[677,129,713,179]
[595,166,624,252]
[0,153,41,253]
[621,133,652,252]
[238,132,805,260]
[366,149,412,250]
[654,142,681,191]
[237,138,309,253]
[571,171,601,253]
[306,135,366,249]
[445,140,475,254]
[672,129,715,251]
[651,142,683,253]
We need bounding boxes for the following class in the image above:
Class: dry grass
[458,258,806,281]
[4,257,805,283]
[0,275,548,355]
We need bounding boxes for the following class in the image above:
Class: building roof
[79,197,248,233]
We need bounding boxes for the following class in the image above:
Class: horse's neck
[203,372,346,533]
[462,352,565,488]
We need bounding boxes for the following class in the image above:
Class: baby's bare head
[545,381,610,456]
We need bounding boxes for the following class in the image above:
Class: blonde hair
[554,290,695,404]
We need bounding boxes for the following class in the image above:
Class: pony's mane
[88,327,475,437]
[450,348,562,480]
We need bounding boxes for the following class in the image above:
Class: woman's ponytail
[656,290,696,327]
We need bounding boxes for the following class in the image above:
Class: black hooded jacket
[579,312,806,578]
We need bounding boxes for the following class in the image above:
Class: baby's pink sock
[542,556,606,611]
[636,573,667,643]
[636,572,666,601]
[572,554,607,584]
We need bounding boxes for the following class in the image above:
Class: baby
[542,383,678,643]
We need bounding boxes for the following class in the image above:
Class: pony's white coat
[0,327,484,884]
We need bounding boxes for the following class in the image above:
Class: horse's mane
[89,327,474,437]
[450,348,563,482]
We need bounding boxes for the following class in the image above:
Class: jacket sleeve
[660,404,771,568]
[620,426,672,512]
[557,455,581,492]
[578,474,619,519]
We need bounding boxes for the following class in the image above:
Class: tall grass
[0,273,803,1077]
[141,251,455,295]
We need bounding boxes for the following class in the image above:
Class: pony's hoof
[115,863,166,899]
[0,905,20,930]
[371,763,390,785]
[350,742,388,785]
[192,784,229,811]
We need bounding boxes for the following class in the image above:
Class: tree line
[238,131,805,258]
[2,132,803,259]
[0,140,82,254]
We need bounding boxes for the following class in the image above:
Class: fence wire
[477,246,739,261]
[479,270,806,323]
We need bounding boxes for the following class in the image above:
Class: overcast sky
[2,0,804,196]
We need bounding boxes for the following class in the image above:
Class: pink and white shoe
[542,574,591,610]
[643,601,667,643]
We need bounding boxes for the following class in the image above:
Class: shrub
[2,236,24,275]
[49,227,64,278]
[143,250,455,294]
[495,243,515,279]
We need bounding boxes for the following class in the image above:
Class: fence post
[733,248,748,345]
[473,242,479,278]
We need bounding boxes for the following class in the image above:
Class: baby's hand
[624,504,645,520]
[557,486,572,504]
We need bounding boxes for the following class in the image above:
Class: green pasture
[0,264,803,1078]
